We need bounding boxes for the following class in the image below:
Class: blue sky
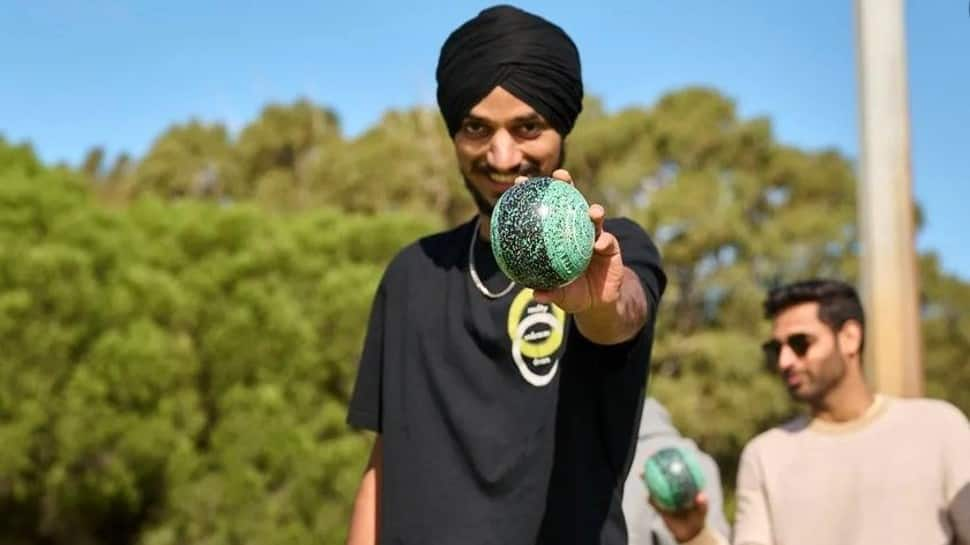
[2,1,967,279]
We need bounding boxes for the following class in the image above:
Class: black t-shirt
[347,216,666,545]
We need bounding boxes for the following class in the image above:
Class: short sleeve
[346,280,387,432]
[606,217,666,313]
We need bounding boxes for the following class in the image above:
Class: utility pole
[853,0,923,396]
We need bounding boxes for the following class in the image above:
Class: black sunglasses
[761,333,815,367]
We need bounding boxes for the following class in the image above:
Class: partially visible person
[657,278,970,545]
[622,397,730,545]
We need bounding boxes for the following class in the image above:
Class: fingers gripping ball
[643,447,707,512]
[489,177,595,290]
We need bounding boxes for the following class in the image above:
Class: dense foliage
[1,87,966,543]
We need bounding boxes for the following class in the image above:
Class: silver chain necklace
[468,217,516,299]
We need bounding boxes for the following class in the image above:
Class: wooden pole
[853,0,923,397]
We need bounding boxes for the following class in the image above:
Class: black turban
[435,5,583,137]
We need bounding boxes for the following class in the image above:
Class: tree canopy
[1,87,966,543]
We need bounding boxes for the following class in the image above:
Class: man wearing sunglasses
[655,279,970,545]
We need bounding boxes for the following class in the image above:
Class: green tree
[3,86,968,542]
[921,255,970,412]
[127,121,239,202]
[0,140,439,543]
[236,99,343,208]
[324,107,474,223]
[130,121,240,200]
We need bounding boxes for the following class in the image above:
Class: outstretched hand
[516,169,625,314]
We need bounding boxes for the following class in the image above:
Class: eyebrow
[511,113,545,124]
[462,113,547,125]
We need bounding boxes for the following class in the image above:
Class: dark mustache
[472,161,541,178]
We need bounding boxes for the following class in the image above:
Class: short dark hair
[763,279,866,351]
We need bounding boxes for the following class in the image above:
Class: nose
[777,345,799,372]
[486,130,523,173]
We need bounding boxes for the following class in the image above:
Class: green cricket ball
[643,447,707,512]
[489,177,595,291]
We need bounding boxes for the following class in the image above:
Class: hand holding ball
[643,447,707,512]
[489,177,595,291]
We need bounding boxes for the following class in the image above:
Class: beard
[463,175,497,215]
[462,144,566,216]
[788,349,848,404]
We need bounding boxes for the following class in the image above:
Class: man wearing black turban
[346,5,667,545]
[436,5,584,140]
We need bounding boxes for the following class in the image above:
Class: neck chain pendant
[468,217,516,299]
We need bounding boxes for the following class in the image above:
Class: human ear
[838,320,863,358]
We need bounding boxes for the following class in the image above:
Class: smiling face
[767,302,849,403]
[453,86,564,215]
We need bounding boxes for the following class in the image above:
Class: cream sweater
[687,395,970,545]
